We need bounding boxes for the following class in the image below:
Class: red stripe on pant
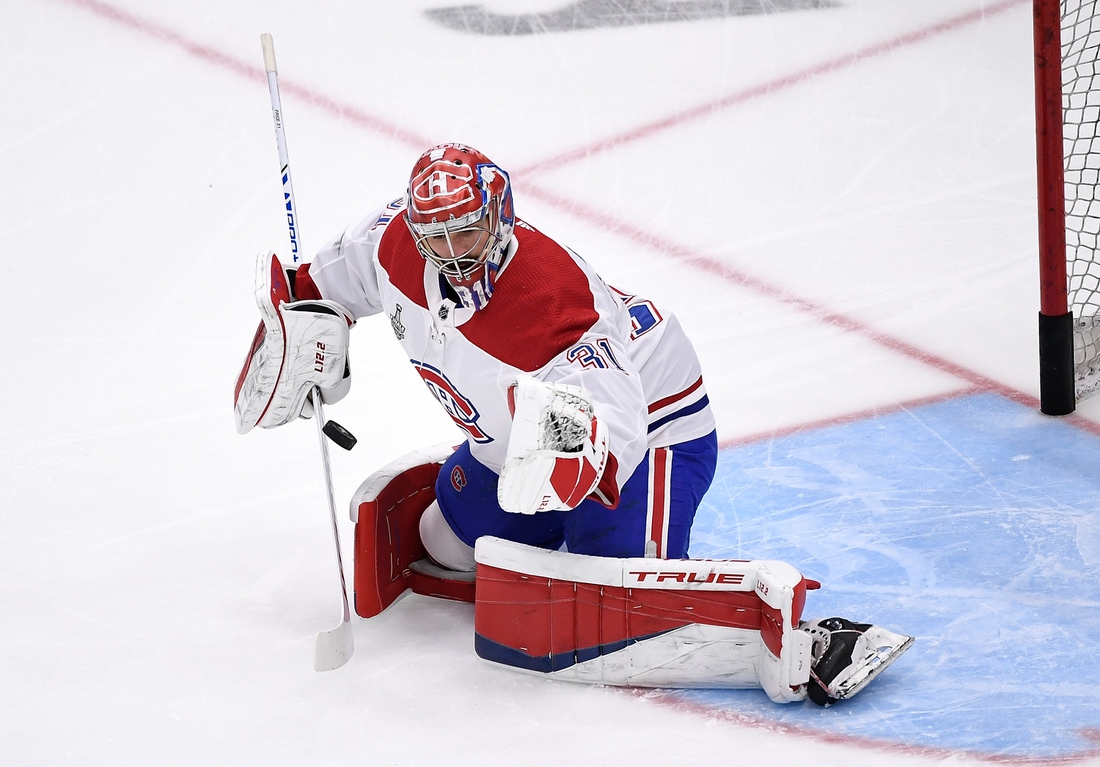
[647,447,671,558]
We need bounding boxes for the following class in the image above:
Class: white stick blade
[314,621,353,672]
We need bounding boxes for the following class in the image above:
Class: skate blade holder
[833,627,915,700]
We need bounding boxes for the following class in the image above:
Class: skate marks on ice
[683,392,1100,761]
[426,0,836,36]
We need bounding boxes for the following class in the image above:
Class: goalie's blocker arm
[234,252,354,433]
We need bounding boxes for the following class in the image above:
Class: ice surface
[4,0,1100,764]
[688,393,1100,760]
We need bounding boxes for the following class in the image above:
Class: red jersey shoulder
[459,220,599,372]
[377,215,429,309]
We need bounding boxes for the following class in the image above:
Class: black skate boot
[802,617,914,706]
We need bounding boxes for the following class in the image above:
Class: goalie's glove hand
[497,375,609,514]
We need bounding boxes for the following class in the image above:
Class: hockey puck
[322,420,357,451]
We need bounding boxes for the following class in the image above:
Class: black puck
[322,420,357,451]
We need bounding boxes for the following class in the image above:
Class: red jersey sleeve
[291,263,324,301]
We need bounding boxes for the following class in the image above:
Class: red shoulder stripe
[377,221,429,309]
[459,223,598,372]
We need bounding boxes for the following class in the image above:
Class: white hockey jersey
[301,199,715,506]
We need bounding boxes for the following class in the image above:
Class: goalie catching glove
[498,376,609,514]
[234,252,354,434]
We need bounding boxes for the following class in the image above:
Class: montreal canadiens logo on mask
[412,360,493,444]
[410,161,476,218]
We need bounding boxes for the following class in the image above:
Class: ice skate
[802,617,915,706]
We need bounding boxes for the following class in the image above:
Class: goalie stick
[261,32,353,671]
[311,393,354,670]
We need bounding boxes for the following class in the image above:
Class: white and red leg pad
[473,537,820,703]
[349,444,474,617]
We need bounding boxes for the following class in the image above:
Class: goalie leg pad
[349,444,474,618]
[473,536,813,702]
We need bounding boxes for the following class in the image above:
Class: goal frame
[1034,0,1077,415]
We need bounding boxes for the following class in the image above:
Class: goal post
[1033,0,1100,414]
[1034,0,1075,415]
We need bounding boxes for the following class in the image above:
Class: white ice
[3,0,1096,764]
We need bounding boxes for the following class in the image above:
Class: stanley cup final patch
[390,303,406,340]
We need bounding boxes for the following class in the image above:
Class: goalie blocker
[234,251,354,434]
[351,446,914,705]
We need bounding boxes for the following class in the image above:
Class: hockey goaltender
[234,143,912,705]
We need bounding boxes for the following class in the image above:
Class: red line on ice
[514,0,1030,177]
[54,0,262,80]
[521,182,1038,407]
[717,388,980,449]
[52,0,435,150]
[643,691,1100,766]
[56,5,1100,758]
[62,0,1100,439]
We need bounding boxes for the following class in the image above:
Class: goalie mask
[405,143,515,311]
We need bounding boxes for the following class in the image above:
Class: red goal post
[1033,0,1100,414]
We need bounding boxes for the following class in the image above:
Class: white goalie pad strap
[234,251,353,434]
[497,376,609,514]
[473,537,812,701]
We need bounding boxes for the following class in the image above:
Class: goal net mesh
[1063,0,1100,398]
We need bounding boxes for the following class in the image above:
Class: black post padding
[1039,311,1076,415]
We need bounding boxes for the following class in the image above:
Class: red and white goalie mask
[405,143,515,311]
